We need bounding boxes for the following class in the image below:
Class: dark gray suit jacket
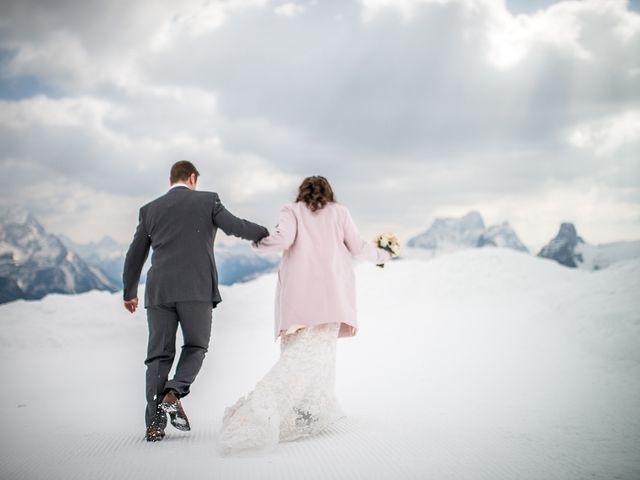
[122,186,269,307]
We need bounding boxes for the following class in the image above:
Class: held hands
[124,297,139,313]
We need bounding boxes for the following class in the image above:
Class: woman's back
[255,201,390,338]
[284,202,351,270]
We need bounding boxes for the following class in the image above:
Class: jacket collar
[168,184,190,192]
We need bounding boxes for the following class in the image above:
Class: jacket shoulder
[282,202,308,219]
[287,201,346,216]
[194,191,218,202]
[330,203,351,227]
[331,202,348,213]
[327,202,348,218]
[140,196,162,214]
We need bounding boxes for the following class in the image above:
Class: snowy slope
[575,240,640,270]
[538,222,640,270]
[0,249,639,479]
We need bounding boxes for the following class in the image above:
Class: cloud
[274,2,306,17]
[569,109,640,157]
[0,0,639,246]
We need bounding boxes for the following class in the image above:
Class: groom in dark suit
[122,160,269,442]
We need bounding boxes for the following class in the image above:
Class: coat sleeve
[122,208,151,300]
[212,194,269,242]
[343,208,391,264]
[253,205,297,253]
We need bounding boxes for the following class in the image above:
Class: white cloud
[505,180,640,246]
[0,0,639,245]
[568,110,640,157]
[6,29,142,91]
[223,154,298,201]
[485,0,597,69]
[150,0,270,49]
[0,95,118,131]
[360,0,452,22]
[274,2,305,17]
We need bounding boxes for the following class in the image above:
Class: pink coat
[254,202,391,338]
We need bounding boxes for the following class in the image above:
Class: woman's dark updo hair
[295,176,336,212]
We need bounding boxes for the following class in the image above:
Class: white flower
[376,232,401,256]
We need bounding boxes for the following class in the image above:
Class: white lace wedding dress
[219,323,342,454]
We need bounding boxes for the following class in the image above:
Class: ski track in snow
[1,249,639,479]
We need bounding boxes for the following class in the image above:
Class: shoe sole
[145,428,165,442]
[160,402,191,432]
[159,401,177,414]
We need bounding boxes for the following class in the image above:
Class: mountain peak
[0,204,34,227]
[0,209,117,303]
[462,210,484,225]
[408,211,527,253]
[408,211,486,250]
[477,222,528,252]
[538,222,585,268]
[557,222,584,244]
[96,235,119,248]
[537,223,640,270]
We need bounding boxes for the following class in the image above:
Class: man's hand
[124,297,139,313]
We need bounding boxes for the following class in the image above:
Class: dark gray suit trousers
[145,301,213,427]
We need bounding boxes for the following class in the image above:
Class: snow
[575,240,640,270]
[0,248,639,479]
[0,204,30,227]
[0,241,25,263]
[478,222,528,251]
[408,211,486,250]
[0,212,117,302]
[407,211,528,255]
[0,212,63,267]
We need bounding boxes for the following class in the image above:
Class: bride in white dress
[219,176,394,454]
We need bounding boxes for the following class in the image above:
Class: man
[122,160,269,442]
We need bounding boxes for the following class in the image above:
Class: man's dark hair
[170,160,200,184]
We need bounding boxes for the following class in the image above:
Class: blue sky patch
[0,49,60,100]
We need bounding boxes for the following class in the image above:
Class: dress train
[219,323,341,453]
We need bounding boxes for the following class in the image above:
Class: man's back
[141,187,218,307]
[123,186,268,308]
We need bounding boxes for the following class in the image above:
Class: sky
[0,0,639,250]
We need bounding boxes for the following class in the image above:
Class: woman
[219,176,395,453]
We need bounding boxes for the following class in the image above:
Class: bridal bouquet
[375,232,401,268]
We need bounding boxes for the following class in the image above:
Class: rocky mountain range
[407,211,528,254]
[406,212,639,270]
[3,206,637,305]
[59,234,126,287]
[537,223,640,270]
[0,208,280,304]
[61,235,279,289]
[215,243,279,284]
[0,208,118,304]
